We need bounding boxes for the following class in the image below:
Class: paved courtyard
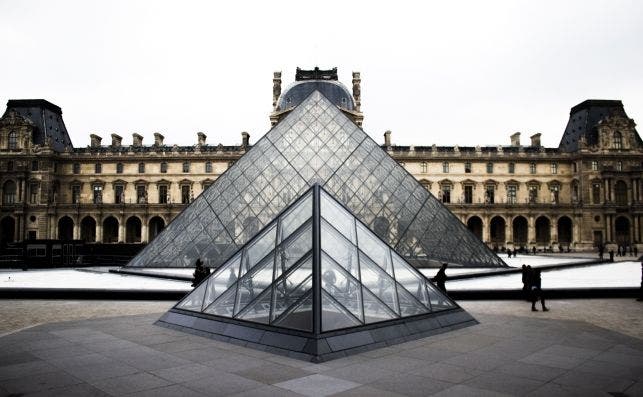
[0,300,641,396]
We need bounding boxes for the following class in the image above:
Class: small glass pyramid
[158,185,473,361]
[128,91,505,269]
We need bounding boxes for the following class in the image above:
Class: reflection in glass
[356,223,393,276]
[272,257,313,321]
[320,220,359,279]
[234,253,274,315]
[358,252,399,315]
[320,190,356,243]
[321,253,363,322]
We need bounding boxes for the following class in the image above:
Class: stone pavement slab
[0,301,642,396]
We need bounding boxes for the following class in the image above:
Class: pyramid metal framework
[128,91,505,269]
[157,185,477,361]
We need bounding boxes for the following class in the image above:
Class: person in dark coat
[637,262,643,302]
[598,244,604,261]
[521,265,530,301]
[609,250,615,262]
[192,258,209,287]
[434,263,449,294]
[530,269,548,312]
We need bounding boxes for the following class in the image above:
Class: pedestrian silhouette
[609,250,615,262]
[434,263,449,294]
[192,258,208,287]
[521,264,530,301]
[598,244,604,261]
[637,262,643,302]
[530,269,548,312]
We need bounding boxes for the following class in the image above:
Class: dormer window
[613,131,623,149]
[8,131,17,149]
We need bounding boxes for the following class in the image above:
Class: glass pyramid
[128,90,505,269]
[173,185,457,332]
[158,185,474,361]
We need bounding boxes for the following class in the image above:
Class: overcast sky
[1,1,642,148]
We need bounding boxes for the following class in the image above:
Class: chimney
[384,130,392,147]
[132,133,143,147]
[197,132,206,146]
[352,71,361,111]
[530,133,541,147]
[241,131,250,147]
[90,134,102,148]
[510,132,521,147]
[154,132,165,146]
[111,133,122,147]
[272,71,282,109]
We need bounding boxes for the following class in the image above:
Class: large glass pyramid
[128,91,505,269]
[157,185,476,362]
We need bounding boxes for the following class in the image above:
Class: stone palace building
[1,68,642,253]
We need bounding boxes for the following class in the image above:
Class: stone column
[604,179,610,202]
[118,217,125,243]
[550,220,558,245]
[605,215,612,242]
[141,221,148,243]
[73,221,80,240]
[573,217,581,247]
[96,223,103,243]
[482,215,490,243]
[528,216,535,244]
[506,218,513,245]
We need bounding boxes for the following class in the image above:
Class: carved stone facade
[1,72,641,253]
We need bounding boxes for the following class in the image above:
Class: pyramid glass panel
[161,185,475,362]
[130,90,504,269]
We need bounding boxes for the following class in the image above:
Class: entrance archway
[615,216,630,246]
[80,216,96,242]
[126,216,142,243]
[0,216,16,243]
[103,216,119,243]
[58,216,74,240]
[535,216,551,245]
[148,216,165,241]
[557,216,573,246]
[512,216,528,245]
[466,216,483,240]
[490,216,506,245]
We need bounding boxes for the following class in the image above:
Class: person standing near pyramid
[434,263,448,294]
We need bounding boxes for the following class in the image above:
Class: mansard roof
[5,99,74,152]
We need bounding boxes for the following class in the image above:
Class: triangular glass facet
[129,91,505,269]
[321,290,361,332]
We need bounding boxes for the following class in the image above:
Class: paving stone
[370,371,455,396]
[496,361,566,382]
[90,372,173,395]
[25,382,112,397]
[175,346,235,363]
[31,343,94,360]
[323,363,393,384]
[430,384,513,397]
[235,363,313,384]
[1,369,83,394]
[203,354,267,373]
[396,346,463,362]
[410,362,483,383]
[182,372,265,396]
[444,351,512,371]
[59,361,141,382]
[274,374,361,397]
[574,359,643,381]
[332,385,406,396]
[525,382,611,397]
[465,371,544,395]
[0,350,40,366]
[368,355,428,373]
[151,363,225,383]
[538,344,603,360]
[127,383,208,397]
[230,384,307,396]
[0,360,58,381]
[519,351,586,370]
[551,370,635,392]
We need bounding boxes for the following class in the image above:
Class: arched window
[8,131,17,149]
[613,131,623,149]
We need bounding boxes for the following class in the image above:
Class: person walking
[530,269,549,312]
[521,265,530,301]
[637,262,643,302]
[609,249,615,262]
[434,263,449,294]
[191,258,208,287]
[598,244,604,261]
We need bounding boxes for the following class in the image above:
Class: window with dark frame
[116,163,124,174]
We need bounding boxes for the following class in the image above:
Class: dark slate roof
[4,99,74,152]
[558,99,641,152]
[277,80,354,111]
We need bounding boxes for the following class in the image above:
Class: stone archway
[535,216,551,245]
[80,216,96,242]
[58,216,74,240]
[557,216,573,246]
[466,216,483,241]
[490,216,506,244]
[103,216,119,243]
[148,216,165,241]
[0,216,16,243]
[615,216,630,246]
[126,216,142,243]
[512,216,528,245]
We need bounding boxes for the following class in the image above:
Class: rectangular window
[116,163,124,174]
[441,185,451,203]
[73,163,80,174]
[507,185,517,204]
[181,185,191,204]
[93,185,103,204]
[591,160,598,171]
[528,185,538,203]
[508,162,515,174]
[550,186,559,204]
[464,162,472,173]
[551,162,558,174]
[616,161,623,171]
[205,161,213,173]
[182,162,190,173]
[136,185,146,203]
[114,185,124,204]
[72,185,81,204]
[8,132,17,149]
[442,162,449,173]
[95,163,102,174]
[159,185,168,204]
[464,185,473,204]
[530,163,536,174]
[420,162,427,173]
[31,160,39,171]
[485,185,494,204]
[138,163,145,173]
[486,162,493,173]
[29,183,38,204]
[160,162,168,173]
